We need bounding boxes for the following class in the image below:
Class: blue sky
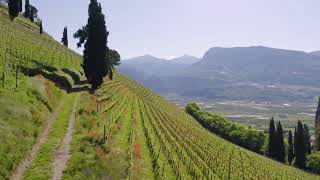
[32,0,320,59]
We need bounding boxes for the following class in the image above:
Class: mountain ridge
[119,46,320,103]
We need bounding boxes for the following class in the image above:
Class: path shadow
[61,68,88,85]
[21,66,91,93]
[68,85,92,93]
[31,60,57,72]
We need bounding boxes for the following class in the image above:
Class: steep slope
[0,7,83,179]
[63,72,319,179]
[1,5,319,180]
[190,46,320,85]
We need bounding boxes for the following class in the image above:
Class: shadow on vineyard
[1,0,320,179]
[20,65,90,93]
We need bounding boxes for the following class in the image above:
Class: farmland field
[167,95,316,133]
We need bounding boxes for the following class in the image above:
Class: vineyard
[60,72,320,179]
[0,4,320,180]
[0,7,82,179]
[0,7,82,95]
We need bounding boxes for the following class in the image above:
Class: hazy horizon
[32,0,320,59]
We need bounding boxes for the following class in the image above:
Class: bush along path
[20,92,78,180]
[11,96,66,180]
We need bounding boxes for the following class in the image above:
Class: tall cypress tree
[268,117,276,159]
[303,124,311,154]
[39,21,43,34]
[61,26,68,47]
[8,0,20,20]
[18,0,22,12]
[275,121,285,162]
[74,0,109,90]
[288,130,294,165]
[29,8,34,22]
[24,0,29,18]
[294,128,297,156]
[294,121,306,169]
[315,97,320,150]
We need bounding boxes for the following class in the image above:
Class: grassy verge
[63,92,131,179]
[0,76,63,179]
[21,93,77,180]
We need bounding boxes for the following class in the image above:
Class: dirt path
[52,93,79,180]
[11,99,65,180]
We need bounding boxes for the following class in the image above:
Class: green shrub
[186,102,266,153]
[307,151,320,174]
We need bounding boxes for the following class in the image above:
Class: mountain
[0,5,318,179]
[171,55,200,65]
[119,46,320,103]
[188,46,320,85]
[119,55,200,76]
[310,51,320,57]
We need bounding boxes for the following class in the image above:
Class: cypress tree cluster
[304,124,311,154]
[29,7,34,22]
[61,26,68,47]
[24,0,36,22]
[24,0,29,17]
[288,130,294,164]
[294,121,306,168]
[268,119,312,168]
[268,117,276,158]
[267,118,285,162]
[8,0,22,20]
[275,121,285,162]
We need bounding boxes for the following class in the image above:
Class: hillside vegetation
[186,102,266,153]
[0,7,82,179]
[0,4,319,180]
[61,72,319,179]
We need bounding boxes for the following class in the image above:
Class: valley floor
[168,95,316,133]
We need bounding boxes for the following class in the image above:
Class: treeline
[5,0,38,22]
[185,102,266,153]
[267,118,315,171]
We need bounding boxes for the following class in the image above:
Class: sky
[32,0,320,59]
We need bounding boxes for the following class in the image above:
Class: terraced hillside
[0,7,82,95]
[0,5,319,180]
[61,72,319,179]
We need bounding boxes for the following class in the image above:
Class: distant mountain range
[119,55,200,76]
[118,46,320,103]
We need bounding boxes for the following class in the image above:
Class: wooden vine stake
[103,124,106,143]
[15,64,19,88]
